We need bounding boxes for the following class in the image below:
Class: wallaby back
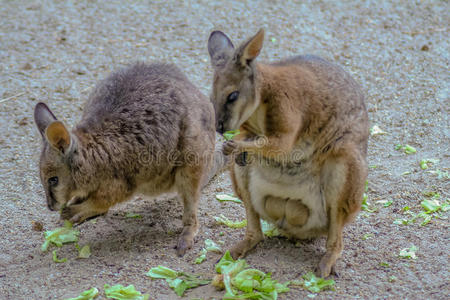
[34,62,217,255]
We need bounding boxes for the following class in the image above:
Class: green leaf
[370,125,386,136]
[146,265,178,280]
[301,272,335,293]
[146,266,210,297]
[419,213,432,226]
[213,251,290,299]
[104,284,149,300]
[125,213,142,219]
[41,221,79,252]
[223,130,241,141]
[64,287,99,300]
[52,250,67,263]
[216,194,242,203]
[194,248,208,264]
[379,262,390,268]
[393,218,412,225]
[362,233,373,240]
[168,278,189,297]
[78,245,91,259]
[419,158,439,170]
[205,239,222,253]
[395,144,417,154]
[421,199,441,213]
[361,196,377,213]
[383,200,393,207]
[261,220,280,237]
[232,269,266,292]
[399,245,418,259]
[403,145,416,154]
[214,214,247,228]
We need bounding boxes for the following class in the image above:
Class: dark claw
[235,152,248,166]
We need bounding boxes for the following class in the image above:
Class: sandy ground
[0,0,449,299]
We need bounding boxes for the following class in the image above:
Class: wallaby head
[208,29,265,134]
[34,102,79,211]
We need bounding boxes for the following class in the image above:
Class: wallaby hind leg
[229,164,264,259]
[318,147,366,277]
[174,165,203,256]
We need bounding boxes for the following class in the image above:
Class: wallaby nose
[47,196,57,211]
[217,121,224,134]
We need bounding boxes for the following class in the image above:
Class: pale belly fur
[246,156,329,239]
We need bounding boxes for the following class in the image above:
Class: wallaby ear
[236,28,265,67]
[208,30,234,69]
[34,102,57,137]
[45,121,71,154]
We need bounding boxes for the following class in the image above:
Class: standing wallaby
[208,29,369,277]
[34,62,218,256]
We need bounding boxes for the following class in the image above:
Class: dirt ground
[0,0,448,299]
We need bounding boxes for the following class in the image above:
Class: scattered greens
[194,248,208,264]
[77,245,91,259]
[223,130,241,141]
[419,158,439,170]
[52,250,67,263]
[41,221,79,252]
[195,239,222,264]
[370,125,386,136]
[394,193,449,226]
[125,213,143,219]
[362,196,377,213]
[216,194,242,203]
[104,284,149,300]
[379,262,390,268]
[65,287,99,300]
[395,144,417,154]
[361,181,377,212]
[299,272,335,293]
[399,245,418,259]
[213,251,290,299]
[215,214,247,228]
[146,265,210,297]
[261,219,281,237]
[362,233,374,240]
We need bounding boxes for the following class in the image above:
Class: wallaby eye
[227,91,239,103]
[48,176,58,186]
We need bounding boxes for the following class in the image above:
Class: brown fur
[34,62,221,256]
[208,29,369,277]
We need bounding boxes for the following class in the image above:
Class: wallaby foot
[230,234,263,259]
[315,260,339,278]
[175,225,196,256]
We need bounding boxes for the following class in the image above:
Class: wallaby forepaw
[60,206,77,222]
[222,140,239,156]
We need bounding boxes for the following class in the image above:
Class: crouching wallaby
[208,29,369,277]
[34,62,219,256]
